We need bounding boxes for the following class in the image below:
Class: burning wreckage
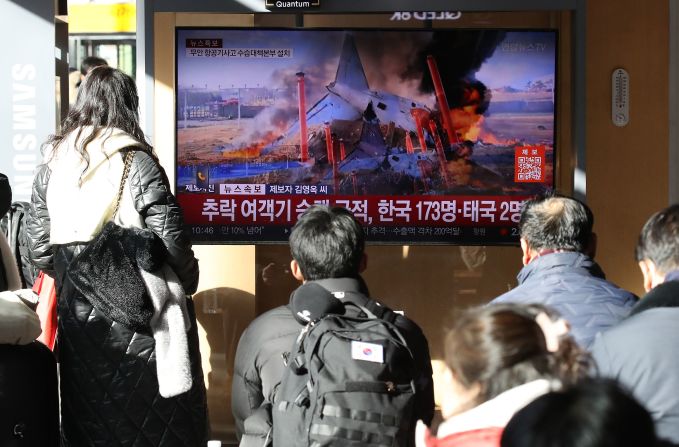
[201,34,548,195]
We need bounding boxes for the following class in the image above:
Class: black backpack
[272,284,418,447]
[0,201,38,288]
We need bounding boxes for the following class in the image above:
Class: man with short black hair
[288,205,366,281]
[231,205,434,445]
[491,194,636,348]
[592,204,679,443]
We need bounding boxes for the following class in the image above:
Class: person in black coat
[26,66,207,446]
[592,204,679,444]
[232,205,435,446]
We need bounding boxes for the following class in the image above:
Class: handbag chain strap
[112,150,134,219]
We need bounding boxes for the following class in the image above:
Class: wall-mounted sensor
[612,68,629,127]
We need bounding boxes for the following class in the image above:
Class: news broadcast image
[175,28,556,243]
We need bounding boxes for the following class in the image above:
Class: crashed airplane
[260,32,509,194]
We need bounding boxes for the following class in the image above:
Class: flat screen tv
[175,27,557,243]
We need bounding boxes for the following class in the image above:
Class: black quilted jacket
[26,149,208,446]
[27,149,199,294]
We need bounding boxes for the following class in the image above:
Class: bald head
[519,195,595,254]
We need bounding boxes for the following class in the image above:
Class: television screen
[175,27,556,243]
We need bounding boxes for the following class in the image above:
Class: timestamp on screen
[191,226,215,235]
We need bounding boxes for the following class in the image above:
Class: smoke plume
[353,31,435,105]
[406,30,506,112]
[231,33,340,147]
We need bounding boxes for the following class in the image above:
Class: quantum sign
[265,0,320,10]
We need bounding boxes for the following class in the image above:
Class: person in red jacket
[417,303,590,447]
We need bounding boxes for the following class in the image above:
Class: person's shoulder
[582,275,638,306]
[591,312,648,370]
[490,283,535,305]
[382,304,430,347]
[127,150,170,198]
[257,304,295,320]
[251,304,292,323]
[127,149,160,181]
[593,307,679,388]
[242,305,299,339]
[130,149,159,172]
[594,306,661,350]
[362,296,426,338]
[393,311,424,336]
[587,272,634,292]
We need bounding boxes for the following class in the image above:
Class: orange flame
[479,128,514,145]
[450,107,483,141]
[447,84,519,146]
[223,130,280,160]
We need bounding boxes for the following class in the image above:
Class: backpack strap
[334,298,414,360]
[341,301,378,320]
[333,290,414,332]
[362,299,398,324]
[365,297,423,336]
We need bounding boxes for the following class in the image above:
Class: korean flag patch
[351,341,384,363]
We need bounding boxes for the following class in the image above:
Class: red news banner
[178,194,530,227]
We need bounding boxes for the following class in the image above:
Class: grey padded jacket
[491,252,636,349]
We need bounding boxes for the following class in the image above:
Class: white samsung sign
[11,64,39,201]
[0,1,55,202]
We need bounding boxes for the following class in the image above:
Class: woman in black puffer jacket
[26,66,208,447]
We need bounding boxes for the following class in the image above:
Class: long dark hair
[444,303,590,405]
[44,66,153,176]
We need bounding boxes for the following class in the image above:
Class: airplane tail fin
[334,33,369,91]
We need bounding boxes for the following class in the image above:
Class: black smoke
[405,30,506,113]
[353,31,434,104]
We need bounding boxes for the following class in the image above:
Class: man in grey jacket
[491,195,636,348]
[592,204,679,443]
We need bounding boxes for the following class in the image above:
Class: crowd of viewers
[0,65,677,446]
